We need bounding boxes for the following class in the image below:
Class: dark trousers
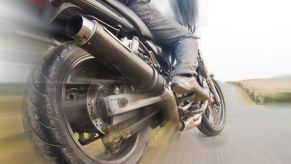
[128,2,199,77]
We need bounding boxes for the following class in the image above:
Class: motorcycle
[22,0,226,163]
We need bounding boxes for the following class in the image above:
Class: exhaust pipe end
[67,15,96,45]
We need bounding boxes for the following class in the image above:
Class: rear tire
[197,80,226,136]
[22,42,149,164]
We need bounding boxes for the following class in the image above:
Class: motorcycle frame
[48,0,220,137]
[52,0,222,108]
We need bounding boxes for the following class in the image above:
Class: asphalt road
[1,82,291,164]
[142,83,291,164]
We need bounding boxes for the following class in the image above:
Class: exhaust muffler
[67,15,164,93]
[66,15,181,128]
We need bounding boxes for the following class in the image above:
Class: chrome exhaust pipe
[67,15,181,128]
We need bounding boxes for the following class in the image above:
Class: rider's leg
[128,2,210,100]
[128,2,198,77]
[171,37,199,77]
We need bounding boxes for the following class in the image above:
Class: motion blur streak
[140,84,291,164]
[0,0,53,163]
[1,1,291,164]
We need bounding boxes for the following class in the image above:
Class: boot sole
[171,84,211,101]
[171,85,190,94]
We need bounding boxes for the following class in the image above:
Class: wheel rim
[204,84,225,128]
[58,54,140,163]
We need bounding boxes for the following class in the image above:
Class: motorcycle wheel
[22,42,149,164]
[197,80,226,136]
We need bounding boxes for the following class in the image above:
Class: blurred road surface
[142,83,291,164]
[1,77,291,164]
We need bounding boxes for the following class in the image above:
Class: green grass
[231,80,291,104]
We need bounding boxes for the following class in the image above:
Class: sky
[153,0,291,81]
[198,0,291,81]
